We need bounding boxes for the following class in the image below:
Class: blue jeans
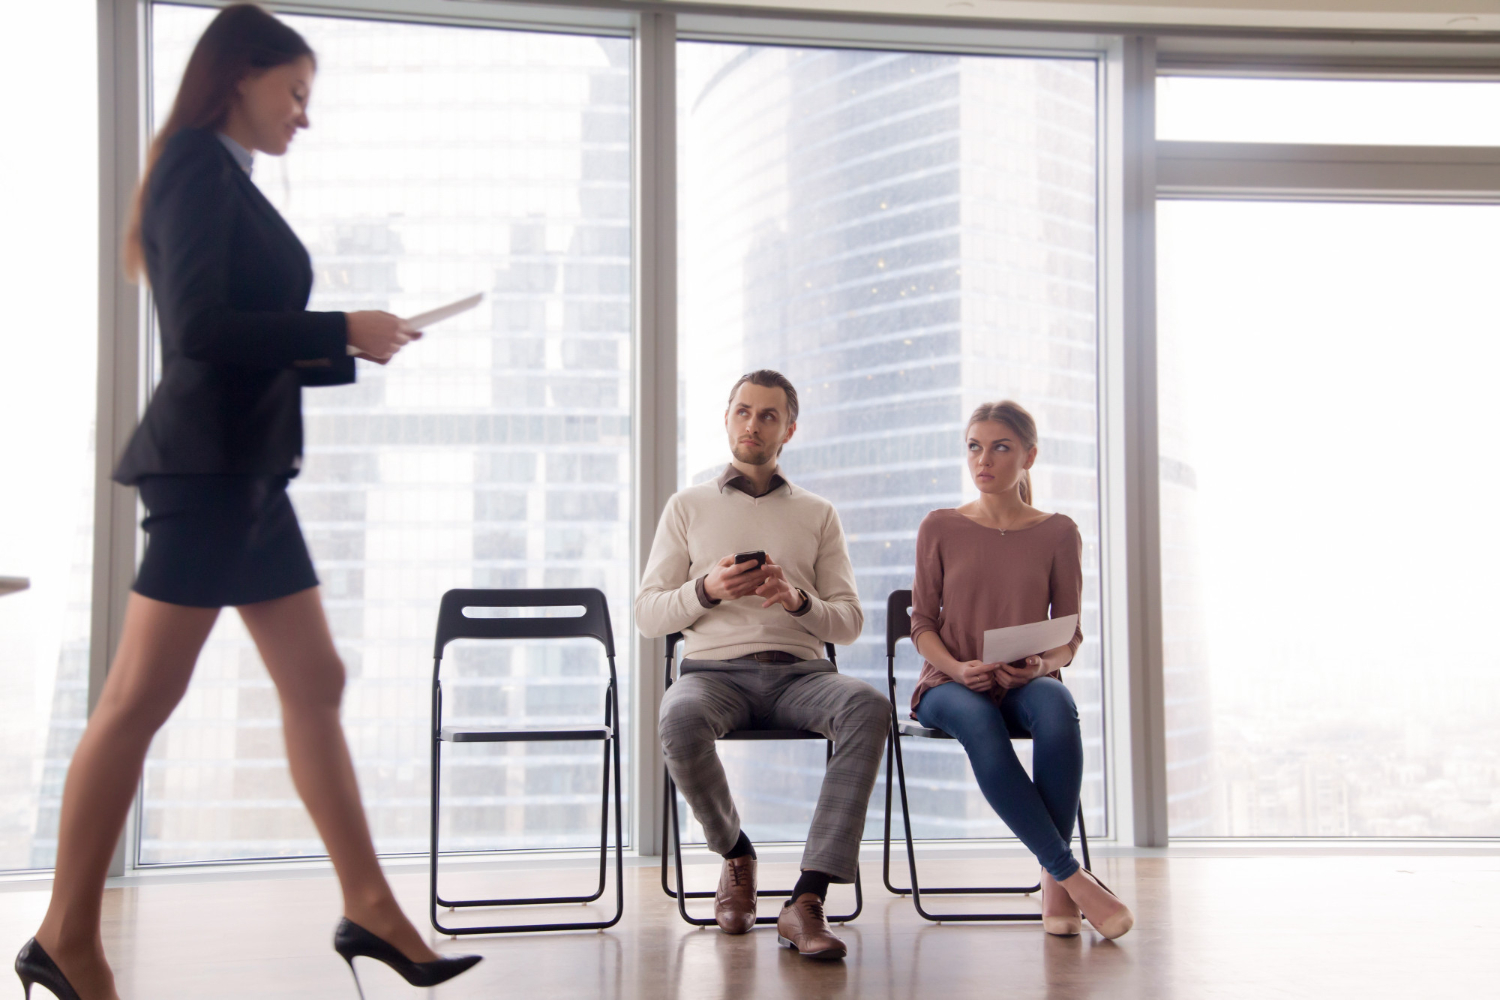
[914,677,1083,881]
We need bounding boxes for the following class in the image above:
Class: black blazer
[114,128,353,486]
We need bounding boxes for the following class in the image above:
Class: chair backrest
[662,632,837,686]
[886,589,913,656]
[434,588,615,660]
[886,589,914,701]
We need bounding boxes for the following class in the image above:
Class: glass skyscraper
[678,44,1108,842]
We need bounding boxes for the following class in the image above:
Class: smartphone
[733,550,767,570]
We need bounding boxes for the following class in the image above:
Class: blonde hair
[966,400,1038,504]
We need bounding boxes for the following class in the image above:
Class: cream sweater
[635,477,864,661]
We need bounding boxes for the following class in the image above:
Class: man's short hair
[726,369,799,425]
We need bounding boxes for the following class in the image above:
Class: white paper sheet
[346,293,485,356]
[404,292,484,330]
[981,614,1078,665]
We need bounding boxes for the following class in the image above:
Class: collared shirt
[715,463,790,499]
[217,132,254,176]
[696,463,810,619]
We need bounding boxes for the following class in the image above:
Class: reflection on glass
[0,0,97,872]
[144,7,632,863]
[1159,200,1500,837]
[677,43,1104,843]
[1157,76,1500,146]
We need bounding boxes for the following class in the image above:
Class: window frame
[76,0,1500,882]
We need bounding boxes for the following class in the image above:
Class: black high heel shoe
[332,918,481,999]
[15,938,82,1000]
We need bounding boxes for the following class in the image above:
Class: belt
[746,650,802,664]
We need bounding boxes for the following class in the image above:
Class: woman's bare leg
[236,587,439,963]
[34,593,220,1000]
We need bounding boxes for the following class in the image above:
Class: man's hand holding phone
[704,551,770,602]
[754,555,804,612]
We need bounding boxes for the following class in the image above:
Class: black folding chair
[882,589,1092,922]
[658,634,864,927]
[428,588,624,935]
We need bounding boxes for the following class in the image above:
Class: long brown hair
[966,400,1038,505]
[124,4,314,281]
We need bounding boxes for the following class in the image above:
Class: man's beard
[731,440,778,466]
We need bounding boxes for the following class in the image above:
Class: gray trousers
[659,658,890,883]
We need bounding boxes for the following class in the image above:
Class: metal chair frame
[658,634,864,927]
[881,589,1092,922]
[429,588,624,935]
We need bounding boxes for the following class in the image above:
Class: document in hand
[346,293,486,357]
[405,292,484,330]
[981,614,1079,665]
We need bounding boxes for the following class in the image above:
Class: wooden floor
[0,853,1494,999]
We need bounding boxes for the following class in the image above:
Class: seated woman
[908,400,1134,939]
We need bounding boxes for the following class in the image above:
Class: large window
[676,41,1106,844]
[61,4,1497,871]
[0,0,98,872]
[143,5,632,863]
[1158,72,1500,839]
[1158,200,1500,837]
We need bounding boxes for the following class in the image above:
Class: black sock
[788,870,831,904]
[723,830,756,861]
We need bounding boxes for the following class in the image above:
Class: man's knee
[658,690,718,759]
[837,683,891,739]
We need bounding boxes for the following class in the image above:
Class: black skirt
[133,475,319,608]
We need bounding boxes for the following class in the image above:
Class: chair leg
[586,730,611,904]
[661,765,719,906]
[883,728,900,895]
[891,732,1043,922]
[431,732,625,935]
[668,774,718,926]
[429,734,442,931]
[1078,807,1093,872]
[609,729,626,929]
[660,764,673,898]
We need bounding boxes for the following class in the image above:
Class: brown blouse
[908,508,1083,715]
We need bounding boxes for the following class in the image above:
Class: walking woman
[908,401,1134,939]
[15,7,479,998]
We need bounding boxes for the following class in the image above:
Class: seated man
[636,369,889,961]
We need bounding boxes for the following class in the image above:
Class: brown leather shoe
[714,855,758,934]
[775,893,847,960]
